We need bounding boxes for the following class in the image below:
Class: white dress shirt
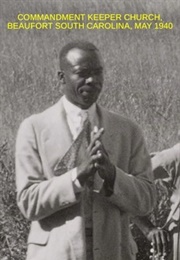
[62,95,96,140]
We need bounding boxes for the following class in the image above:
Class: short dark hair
[59,41,98,70]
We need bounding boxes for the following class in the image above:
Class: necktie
[80,113,94,260]
[77,112,94,188]
[80,110,91,143]
[55,113,91,175]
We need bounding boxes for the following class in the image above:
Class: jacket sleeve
[15,118,79,221]
[151,143,180,170]
[107,126,156,216]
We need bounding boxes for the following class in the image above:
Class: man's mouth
[79,86,94,97]
[78,85,101,103]
[80,90,92,97]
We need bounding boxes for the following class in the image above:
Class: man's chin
[80,102,94,110]
[78,99,95,109]
[81,95,98,108]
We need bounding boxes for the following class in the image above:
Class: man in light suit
[15,41,156,260]
[134,142,180,260]
[152,142,180,260]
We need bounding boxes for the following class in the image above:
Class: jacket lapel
[42,99,73,174]
[92,105,116,192]
[53,99,75,173]
[96,105,116,161]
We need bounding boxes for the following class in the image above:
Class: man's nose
[85,76,94,84]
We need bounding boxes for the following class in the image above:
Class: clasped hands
[77,126,115,187]
[148,228,171,259]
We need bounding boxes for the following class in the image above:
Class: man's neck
[62,95,96,115]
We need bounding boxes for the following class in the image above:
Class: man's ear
[58,71,65,84]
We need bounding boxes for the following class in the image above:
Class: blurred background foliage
[0,0,179,259]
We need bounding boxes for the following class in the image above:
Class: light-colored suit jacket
[15,98,156,260]
[152,143,180,229]
[151,144,180,260]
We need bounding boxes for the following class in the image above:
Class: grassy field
[0,0,179,259]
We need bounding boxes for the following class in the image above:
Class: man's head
[59,41,104,109]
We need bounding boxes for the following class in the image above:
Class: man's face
[61,48,104,109]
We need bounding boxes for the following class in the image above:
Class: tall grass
[0,143,29,260]
[1,0,180,151]
[0,0,179,259]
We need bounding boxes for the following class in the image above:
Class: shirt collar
[62,95,96,122]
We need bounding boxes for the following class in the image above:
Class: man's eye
[76,70,89,77]
[75,68,103,77]
[94,68,103,75]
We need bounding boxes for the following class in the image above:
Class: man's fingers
[149,229,171,259]
[151,235,157,254]
[151,233,160,256]
[94,162,104,169]
[89,127,104,149]
[91,154,103,163]
[153,230,168,257]
[94,162,99,168]
[166,230,171,242]
[162,230,171,256]
[90,140,102,155]
[160,230,168,256]
[156,232,163,256]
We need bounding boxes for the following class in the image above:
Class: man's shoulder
[19,99,62,129]
[98,105,142,133]
[152,142,180,169]
[173,143,180,152]
[162,143,180,160]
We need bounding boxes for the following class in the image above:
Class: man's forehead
[65,48,102,67]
